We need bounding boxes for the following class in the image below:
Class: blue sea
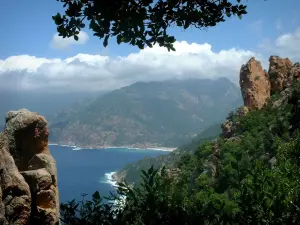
[49,145,169,204]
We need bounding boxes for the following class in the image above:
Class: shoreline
[48,143,177,152]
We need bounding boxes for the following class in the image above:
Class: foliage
[61,82,300,224]
[113,122,222,186]
[53,0,248,51]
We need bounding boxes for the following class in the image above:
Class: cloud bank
[1,27,300,93]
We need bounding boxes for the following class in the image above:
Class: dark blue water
[49,145,169,204]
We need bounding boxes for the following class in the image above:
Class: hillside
[62,56,300,224]
[48,78,242,148]
[113,56,300,185]
[113,122,222,185]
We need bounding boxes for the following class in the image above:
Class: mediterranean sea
[49,145,169,203]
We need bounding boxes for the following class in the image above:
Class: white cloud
[275,27,300,60]
[258,27,300,63]
[0,41,258,93]
[50,31,89,49]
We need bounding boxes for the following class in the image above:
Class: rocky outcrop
[240,57,271,110]
[221,106,249,139]
[290,62,300,80]
[0,135,31,225]
[0,109,59,225]
[240,56,300,110]
[268,56,293,93]
[221,120,236,139]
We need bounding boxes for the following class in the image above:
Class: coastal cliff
[0,109,59,225]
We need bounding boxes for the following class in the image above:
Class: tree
[52,0,247,51]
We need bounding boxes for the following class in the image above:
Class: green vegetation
[60,78,300,224]
[53,0,247,51]
[113,122,222,185]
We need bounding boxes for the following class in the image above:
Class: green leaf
[137,41,144,49]
[74,35,79,41]
[117,35,122,44]
[52,13,63,25]
[92,191,100,201]
[148,165,154,175]
[103,35,109,47]
[142,170,149,178]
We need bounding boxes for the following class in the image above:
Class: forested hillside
[61,56,300,224]
[112,122,222,185]
[49,78,241,148]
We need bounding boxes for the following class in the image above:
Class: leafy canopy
[53,0,247,51]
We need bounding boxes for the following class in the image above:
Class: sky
[0,0,300,93]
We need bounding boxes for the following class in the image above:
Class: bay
[49,145,169,203]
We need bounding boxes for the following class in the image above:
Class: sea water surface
[49,145,169,204]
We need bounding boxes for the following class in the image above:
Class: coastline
[48,143,177,152]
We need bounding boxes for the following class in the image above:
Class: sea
[49,145,170,204]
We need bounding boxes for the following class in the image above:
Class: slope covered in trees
[60,57,300,224]
[112,122,222,185]
[49,78,241,148]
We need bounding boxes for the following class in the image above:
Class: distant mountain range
[48,77,242,148]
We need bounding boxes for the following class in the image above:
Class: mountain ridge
[48,77,242,148]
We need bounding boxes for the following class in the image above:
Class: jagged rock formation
[240,57,271,110]
[0,109,59,225]
[240,56,300,110]
[268,56,294,93]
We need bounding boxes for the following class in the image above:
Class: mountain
[112,56,300,186]
[48,78,242,147]
[38,56,300,224]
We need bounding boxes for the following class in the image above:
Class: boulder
[0,109,60,225]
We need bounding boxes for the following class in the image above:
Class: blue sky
[1,0,299,58]
[0,0,300,93]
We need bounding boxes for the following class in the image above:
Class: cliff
[239,56,300,110]
[0,109,59,225]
